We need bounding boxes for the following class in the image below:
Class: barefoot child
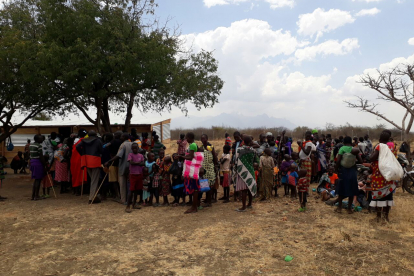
[219,145,231,203]
[181,132,204,214]
[297,169,309,212]
[151,150,165,207]
[126,143,145,213]
[145,153,156,206]
[233,136,258,212]
[142,167,151,205]
[160,156,172,206]
[287,163,298,198]
[281,154,293,197]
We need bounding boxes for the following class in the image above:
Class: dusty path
[1,171,414,276]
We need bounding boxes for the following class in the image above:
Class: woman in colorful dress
[54,139,71,194]
[199,134,218,208]
[298,131,316,185]
[233,136,258,212]
[369,131,397,222]
[181,132,204,214]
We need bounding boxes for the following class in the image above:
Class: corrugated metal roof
[22,118,170,127]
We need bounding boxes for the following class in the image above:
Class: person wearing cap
[266,132,273,143]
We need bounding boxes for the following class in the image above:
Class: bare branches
[345,96,403,130]
[347,62,414,140]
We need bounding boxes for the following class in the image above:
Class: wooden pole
[90,162,113,205]
[81,168,85,197]
[47,173,57,198]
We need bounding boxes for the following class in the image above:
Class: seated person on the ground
[318,167,338,201]
[355,171,371,208]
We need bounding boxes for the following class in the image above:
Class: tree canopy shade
[0,0,68,143]
[37,0,224,133]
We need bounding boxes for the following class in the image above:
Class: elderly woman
[369,131,397,222]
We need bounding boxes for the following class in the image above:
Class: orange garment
[329,174,338,184]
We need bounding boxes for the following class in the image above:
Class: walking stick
[81,168,85,198]
[90,162,113,205]
[47,172,57,198]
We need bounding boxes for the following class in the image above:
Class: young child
[170,153,184,207]
[297,169,309,212]
[287,163,298,198]
[142,167,151,205]
[198,168,208,210]
[144,153,156,206]
[151,149,165,207]
[42,154,53,198]
[280,154,293,197]
[220,145,231,203]
[160,156,172,206]
[259,148,275,201]
[177,134,188,155]
[126,143,145,213]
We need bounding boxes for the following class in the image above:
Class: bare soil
[1,139,414,276]
[1,169,414,276]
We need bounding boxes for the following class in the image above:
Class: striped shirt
[29,143,43,159]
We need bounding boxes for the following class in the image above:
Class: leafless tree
[345,64,414,142]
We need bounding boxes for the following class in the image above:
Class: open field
[1,166,414,275]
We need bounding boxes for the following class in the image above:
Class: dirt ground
[1,140,414,275]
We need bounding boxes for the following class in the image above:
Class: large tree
[346,64,414,141]
[38,0,223,133]
[0,0,67,143]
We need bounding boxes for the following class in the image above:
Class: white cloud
[203,0,294,9]
[297,8,355,39]
[352,0,382,2]
[183,19,301,65]
[355,8,381,17]
[264,0,295,9]
[408,38,414,46]
[294,38,360,61]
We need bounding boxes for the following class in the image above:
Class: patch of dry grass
[1,139,414,275]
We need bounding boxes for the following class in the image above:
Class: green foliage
[35,0,223,133]
[0,0,67,142]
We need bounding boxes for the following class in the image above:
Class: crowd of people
[0,127,401,222]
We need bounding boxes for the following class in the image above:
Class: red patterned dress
[369,143,397,207]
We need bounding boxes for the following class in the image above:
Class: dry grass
[0,140,414,275]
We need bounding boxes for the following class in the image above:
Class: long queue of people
[1,127,400,222]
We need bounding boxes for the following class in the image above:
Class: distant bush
[171,123,410,141]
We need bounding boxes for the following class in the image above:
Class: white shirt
[299,142,316,160]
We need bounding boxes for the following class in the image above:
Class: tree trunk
[123,92,135,132]
[102,98,111,132]
[95,98,104,135]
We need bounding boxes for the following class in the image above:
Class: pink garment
[127,153,144,175]
[183,152,204,180]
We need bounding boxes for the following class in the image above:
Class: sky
[145,0,414,128]
[6,0,414,129]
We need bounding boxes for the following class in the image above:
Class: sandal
[235,208,246,212]
[184,208,197,214]
[125,208,132,213]
[334,208,342,214]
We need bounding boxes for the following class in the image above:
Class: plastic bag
[378,143,403,181]
[6,137,14,151]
